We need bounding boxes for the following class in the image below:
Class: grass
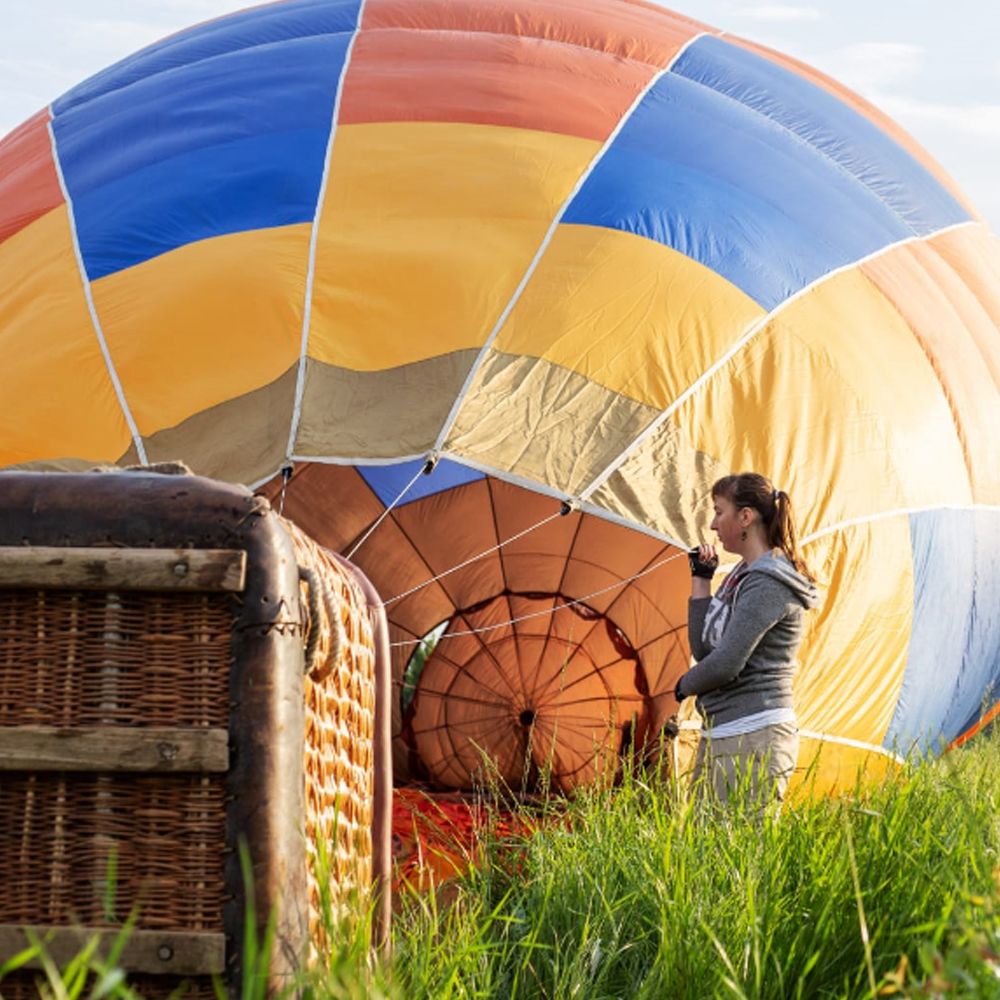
[383,733,1000,999]
[5,734,1000,999]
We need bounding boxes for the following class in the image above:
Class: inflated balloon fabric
[2,0,999,790]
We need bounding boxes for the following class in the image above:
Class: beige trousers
[691,722,799,809]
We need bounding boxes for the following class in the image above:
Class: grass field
[5,733,1000,999]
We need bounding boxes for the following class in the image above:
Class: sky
[1,0,998,231]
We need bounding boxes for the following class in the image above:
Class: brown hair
[712,472,814,581]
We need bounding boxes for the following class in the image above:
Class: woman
[675,473,818,809]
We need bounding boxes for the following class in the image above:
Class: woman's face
[710,493,745,553]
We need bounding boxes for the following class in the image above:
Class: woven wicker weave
[284,520,377,957]
[0,590,231,729]
[0,586,231,933]
[0,472,387,997]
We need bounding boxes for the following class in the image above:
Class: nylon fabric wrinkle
[55,3,362,116]
[356,23,672,73]
[576,224,973,532]
[668,49,924,237]
[361,9,707,69]
[853,269,977,501]
[546,269,676,402]
[671,35,968,235]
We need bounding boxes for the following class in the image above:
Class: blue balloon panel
[564,70,911,309]
[884,508,1000,754]
[671,35,970,237]
[357,459,486,509]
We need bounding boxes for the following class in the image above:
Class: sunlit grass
[389,732,1000,999]
[5,734,1000,999]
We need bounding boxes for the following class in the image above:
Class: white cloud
[812,41,924,93]
[877,94,1000,142]
[57,17,173,59]
[733,5,822,22]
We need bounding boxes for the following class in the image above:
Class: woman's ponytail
[768,490,813,581]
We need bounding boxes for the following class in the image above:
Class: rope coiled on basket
[285,521,358,682]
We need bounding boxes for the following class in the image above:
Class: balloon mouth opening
[399,591,653,793]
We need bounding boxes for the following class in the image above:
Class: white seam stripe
[286,0,369,459]
[801,502,1000,546]
[798,729,905,765]
[46,111,147,465]
[578,219,982,502]
[432,33,711,455]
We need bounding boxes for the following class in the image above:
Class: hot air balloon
[2,0,999,798]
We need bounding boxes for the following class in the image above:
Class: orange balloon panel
[260,461,687,784]
[408,597,650,792]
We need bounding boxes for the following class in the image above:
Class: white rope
[389,549,685,646]
[383,508,569,608]
[345,460,430,559]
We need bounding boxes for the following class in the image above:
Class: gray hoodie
[680,552,819,728]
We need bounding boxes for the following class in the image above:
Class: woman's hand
[688,544,718,598]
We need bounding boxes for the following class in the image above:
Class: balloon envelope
[2,0,1000,790]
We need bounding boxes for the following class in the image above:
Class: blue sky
[1,0,997,230]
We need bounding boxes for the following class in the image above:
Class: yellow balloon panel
[91,224,309,437]
[795,516,913,744]
[586,419,726,546]
[0,206,131,465]
[308,121,599,370]
[597,266,971,544]
[493,223,765,409]
[789,735,902,801]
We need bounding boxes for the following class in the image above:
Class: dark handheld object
[688,547,719,579]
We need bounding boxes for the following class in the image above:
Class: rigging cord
[382,505,570,608]
[277,464,293,516]
[345,456,436,560]
[389,547,686,647]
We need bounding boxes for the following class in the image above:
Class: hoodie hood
[748,551,820,609]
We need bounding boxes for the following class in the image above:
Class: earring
[741,530,747,541]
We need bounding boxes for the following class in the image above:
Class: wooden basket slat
[0,726,228,772]
[0,924,225,976]
[0,547,246,593]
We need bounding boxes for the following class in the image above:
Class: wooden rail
[0,925,226,975]
[0,726,229,772]
[0,546,246,592]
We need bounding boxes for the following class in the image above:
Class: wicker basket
[0,471,391,997]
